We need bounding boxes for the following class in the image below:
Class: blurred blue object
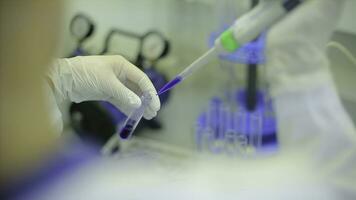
[144,68,170,104]
[208,26,266,65]
[70,48,88,57]
[196,89,278,156]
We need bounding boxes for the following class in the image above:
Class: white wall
[60,0,249,59]
[60,0,356,58]
[338,0,356,34]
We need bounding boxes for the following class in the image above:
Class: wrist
[47,59,73,105]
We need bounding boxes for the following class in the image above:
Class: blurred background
[57,0,356,154]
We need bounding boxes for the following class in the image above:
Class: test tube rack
[195,90,278,156]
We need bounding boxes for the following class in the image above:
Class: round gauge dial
[141,32,167,61]
[70,15,93,40]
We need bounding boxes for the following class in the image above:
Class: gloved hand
[47,55,160,120]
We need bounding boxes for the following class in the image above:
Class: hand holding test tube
[119,92,152,139]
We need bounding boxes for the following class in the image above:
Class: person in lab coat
[0,0,355,199]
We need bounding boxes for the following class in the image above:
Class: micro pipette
[158,47,217,95]
[158,0,303,95]
[119,92,152,139]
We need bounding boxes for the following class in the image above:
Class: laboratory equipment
[100,28,141,56]
[69,27,171,150]
[101,28,171,104]
[196,90,277,156]
[100,28,171,130]
[101,29,170,66]
[158,0,303,95]
[209,31,266,64]
[209,28,266,111]
[158,48,217,95]
[119,92,153,140]
[69,14,95,57]
[195,0,278,157]
[246,0,261,111]
[139,31,170,64]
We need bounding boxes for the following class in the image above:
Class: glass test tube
[119,92,152,140]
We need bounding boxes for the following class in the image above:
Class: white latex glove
[47,55,160,120]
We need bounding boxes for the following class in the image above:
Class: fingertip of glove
[128,93,142,109]
[143,115,153,120]
[143,106,157,120]
[143,111,157,120]
[148,91,161,112]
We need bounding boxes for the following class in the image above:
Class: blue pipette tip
[158,76,182,95]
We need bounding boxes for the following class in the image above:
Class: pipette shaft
[157,47,217,95]
[178,47,217,79]
[158,0,303,95]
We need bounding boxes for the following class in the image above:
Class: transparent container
[195,89,277,157]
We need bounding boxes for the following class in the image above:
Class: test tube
[119,92,152,139]
[250,112,262,149]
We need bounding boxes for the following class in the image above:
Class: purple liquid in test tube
[157,76,182,95]
[119,92,152,139]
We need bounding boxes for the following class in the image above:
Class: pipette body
[158,0,303,95]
